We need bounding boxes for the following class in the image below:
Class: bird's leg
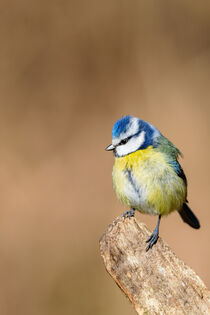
[122,208,135,218]
[146,215,161,251]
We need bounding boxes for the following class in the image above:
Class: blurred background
[0,1,210,314]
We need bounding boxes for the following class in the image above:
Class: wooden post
[99,217,210,315]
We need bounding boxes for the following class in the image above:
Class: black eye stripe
[117,134,135,146]
[119,138,129,145]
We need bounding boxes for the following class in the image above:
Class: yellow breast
[112,147,186,215]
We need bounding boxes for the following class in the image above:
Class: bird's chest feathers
[112,147,186,214]
[113,146,162,176]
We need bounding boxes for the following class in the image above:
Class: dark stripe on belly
[126,170,141,197]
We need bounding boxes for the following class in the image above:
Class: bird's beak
[105,144,115,151]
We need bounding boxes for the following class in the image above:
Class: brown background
[0,1,210,314]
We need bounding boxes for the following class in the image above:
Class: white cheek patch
[116,131,145,156]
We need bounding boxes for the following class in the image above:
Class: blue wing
[169,160,187,186]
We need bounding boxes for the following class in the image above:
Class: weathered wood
[99,217,210,315]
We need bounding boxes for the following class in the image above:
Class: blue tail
[178,203,200,229]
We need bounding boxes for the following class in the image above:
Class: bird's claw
[146,231,159,251]
[122,209,135,218]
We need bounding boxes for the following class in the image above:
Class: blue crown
[112,116,133,138]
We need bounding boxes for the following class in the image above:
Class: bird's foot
[122,209,135,218]
[145,215,161,251]
[146,229,159,251]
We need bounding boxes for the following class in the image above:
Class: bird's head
[106,115,161,157]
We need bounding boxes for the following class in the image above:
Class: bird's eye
[120,138,128,145]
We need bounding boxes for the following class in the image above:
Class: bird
[106,115,200,251]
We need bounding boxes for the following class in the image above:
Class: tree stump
[99,217,210,315]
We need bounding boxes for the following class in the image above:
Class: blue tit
[106,115,200,250]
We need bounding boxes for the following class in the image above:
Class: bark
[99,217,210,315]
